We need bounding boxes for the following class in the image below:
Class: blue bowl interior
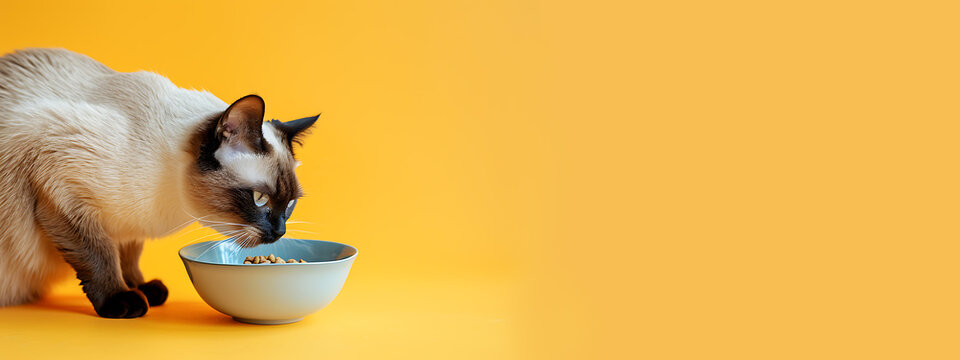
[180,238,357,265]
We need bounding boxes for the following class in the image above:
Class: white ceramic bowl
[179,238,358,325]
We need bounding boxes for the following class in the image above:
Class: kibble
[241,255,307,264]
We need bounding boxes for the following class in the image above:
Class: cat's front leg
[35,200,149,318]
[119,241,168,306]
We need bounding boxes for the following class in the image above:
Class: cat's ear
[217,95,266,151]
[274,114,320,146]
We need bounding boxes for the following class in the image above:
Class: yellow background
[2,0,959,359]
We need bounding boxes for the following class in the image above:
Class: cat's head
[186,95,318,246]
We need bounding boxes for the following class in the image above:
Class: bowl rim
[179,238,358,267]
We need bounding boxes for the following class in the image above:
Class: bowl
[179,238,358,325]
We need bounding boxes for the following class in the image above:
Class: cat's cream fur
[0,48,306,310]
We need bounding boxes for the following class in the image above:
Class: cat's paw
[138,279,168,306]
[96,290,149,318]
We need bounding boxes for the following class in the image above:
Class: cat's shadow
[28,295,94,316]
[21,295,246,326]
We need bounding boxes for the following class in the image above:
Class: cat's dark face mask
[186,94,318,247]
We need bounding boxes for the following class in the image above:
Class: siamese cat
[0,48,318,318]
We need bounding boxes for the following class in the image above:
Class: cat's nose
[271,222,286,239]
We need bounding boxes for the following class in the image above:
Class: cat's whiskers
[193,238,236,260]
[194,227,244,238]
[205,233,247,262]
[284,218,320,236]
[163,214,223,237]
[233,234,247,249]
[202,222,254,232]
[199,219,249,226]
[164,213,218,235]
[234,233,254,252]
[175,211,227,231]
[284,229,319,235]
[182,229,246,247]
[183,210,252,230]
[170,215,252,240]
[170,221,226,238]
[205,224,248,236]
[284,221,315,225]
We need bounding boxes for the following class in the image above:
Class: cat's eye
[252,190,268,207]
[285,199,297,217]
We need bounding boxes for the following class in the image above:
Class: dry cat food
[243,254,307,264]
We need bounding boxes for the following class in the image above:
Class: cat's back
[0,48,224,140]
[0,48,113,104]
[0,48,124,136]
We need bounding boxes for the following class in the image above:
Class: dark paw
[138,279,168,306]
[96,290,149,318]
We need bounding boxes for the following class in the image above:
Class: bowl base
[232,317,304,325]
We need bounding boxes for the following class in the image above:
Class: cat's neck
[160,112,223,237]
[112,108,224,241]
